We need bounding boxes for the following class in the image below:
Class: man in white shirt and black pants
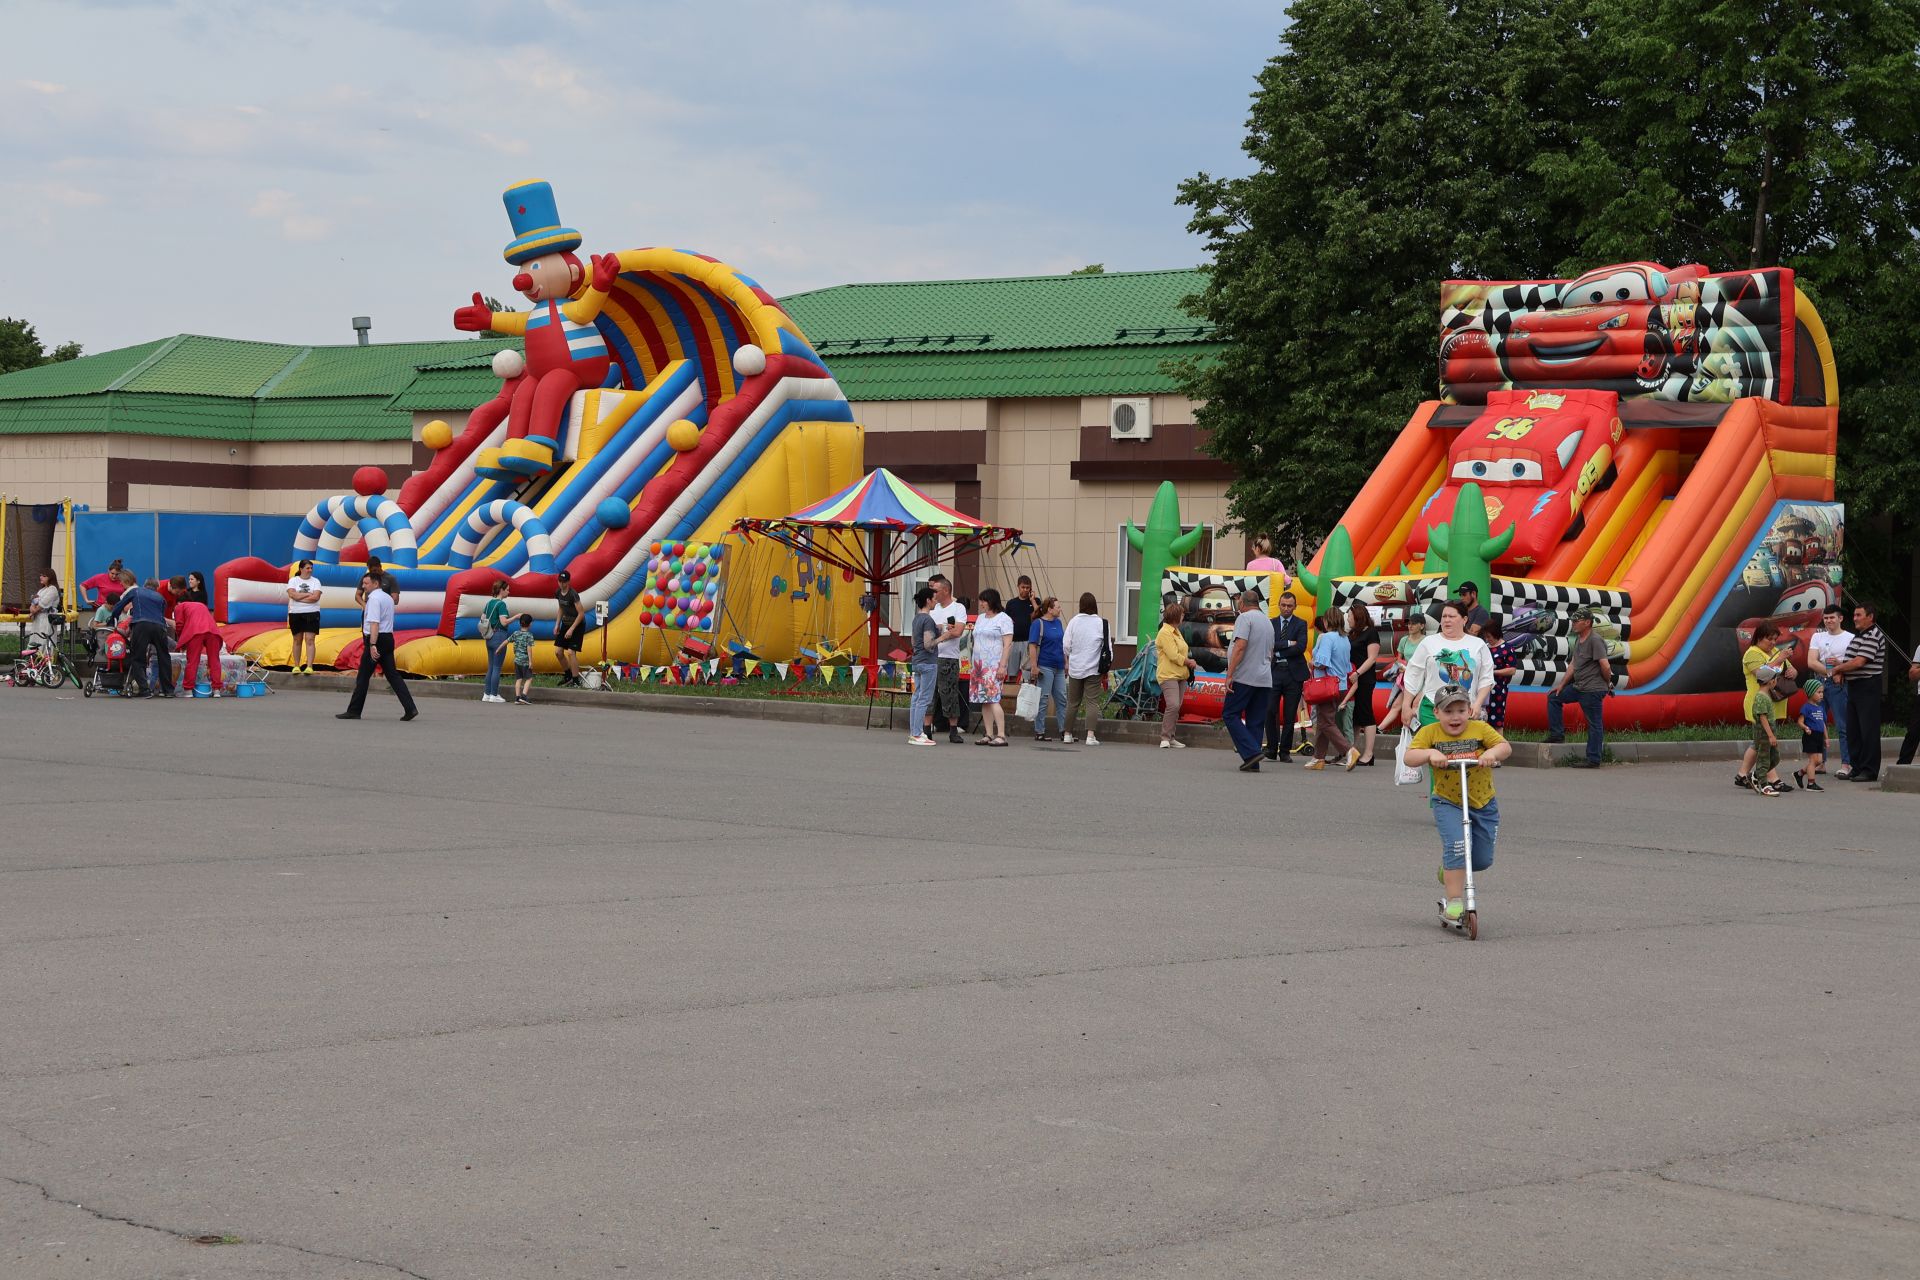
[337,571,419,721]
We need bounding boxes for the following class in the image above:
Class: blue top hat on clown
[452,181,624,482]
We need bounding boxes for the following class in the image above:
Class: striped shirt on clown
[525,301,609,361]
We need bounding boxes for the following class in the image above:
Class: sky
[3,0,1282,355]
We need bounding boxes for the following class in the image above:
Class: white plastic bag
[1394,727,1423,786]
[1015,680,1041,721]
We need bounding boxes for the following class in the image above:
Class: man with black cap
[1545,606,1610,766]
[554,569,585,685]
[1459,581,1492,638]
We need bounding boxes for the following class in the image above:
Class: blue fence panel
[155,513,255,586]
[249,515,304,564]
[73,512,158,590]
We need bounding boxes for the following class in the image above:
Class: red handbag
[1302,674,1341,705]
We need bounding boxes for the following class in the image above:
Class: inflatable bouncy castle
[1290,261,1841,728]
[214,181,863,675]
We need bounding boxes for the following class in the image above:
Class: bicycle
[11,640,89,695]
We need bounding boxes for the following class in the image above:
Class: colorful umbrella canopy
[781,468,991,534]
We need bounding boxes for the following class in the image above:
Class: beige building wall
[0,435,110,509]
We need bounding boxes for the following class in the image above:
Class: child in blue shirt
[1793,678,1827,791]
[509,614,536,705]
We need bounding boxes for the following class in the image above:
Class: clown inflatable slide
[215,181,863,675]
[1289,260,1842,728]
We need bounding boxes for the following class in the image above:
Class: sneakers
[1159,739,1172,749]
[1168,738,1186,749]
[1755,780,1787,796]
[948,729,965,744]
[1084,733,1100,746]
[481,693,504,703]
[1792,768,1806,790]
[211,689,222,698]
[1345,747,1360,771]
[514,696,531,705]
[907,734,935,746]
[1238,757,1261,772]
[1442,898,1465,922]
[1062,732,1076,744]
[1303,759,1326,771]
[1733,771,1753,789]
[1805,777,1825,791]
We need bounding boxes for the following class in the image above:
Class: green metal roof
[0,268,1218,436]
[780,269,1210,354]
[0,333,503,440]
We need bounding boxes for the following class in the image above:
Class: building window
[890,533,944,642]
[1115,522,1213,645]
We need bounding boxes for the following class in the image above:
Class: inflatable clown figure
[452,180,622,480]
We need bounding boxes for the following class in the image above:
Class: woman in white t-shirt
[285,558,324,675]
[968,587,1014,745]
[25,569,61,653]
[1399,598,1494,728]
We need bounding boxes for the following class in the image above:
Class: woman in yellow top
[1155,602,1197,748]
[1736,619,1795,789]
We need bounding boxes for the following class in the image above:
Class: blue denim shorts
[1430,797,1498,872]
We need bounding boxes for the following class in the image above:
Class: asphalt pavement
[2,685,1916,1278]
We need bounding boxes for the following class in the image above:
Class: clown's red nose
[512,272,533,292]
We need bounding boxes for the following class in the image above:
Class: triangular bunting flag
[746,659,760,676]
[775,662,790,679]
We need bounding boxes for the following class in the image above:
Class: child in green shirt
[1405,683,1512,922]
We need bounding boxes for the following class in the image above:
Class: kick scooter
[1437,756,1487,940]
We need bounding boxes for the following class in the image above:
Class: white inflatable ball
[731,344,767,377]
[492,349,527,380]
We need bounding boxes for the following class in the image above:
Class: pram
[90,627,132,696]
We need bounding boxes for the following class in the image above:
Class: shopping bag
[1393,727,1423,786]
[1015,680,1042,721]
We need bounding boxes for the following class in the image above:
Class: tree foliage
[1177,0,1920,555]
[0,318,83,375]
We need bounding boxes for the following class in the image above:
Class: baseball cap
[1569,606,1596,622]
[1433,683,1470,710]
[1755,664,1781,683]
[1802,677,1824,697]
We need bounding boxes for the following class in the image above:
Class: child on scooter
[1404,683,1511,923]
[1792,677,1827,791]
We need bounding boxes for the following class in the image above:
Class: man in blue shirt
[111,577,175,698]
[337,572,419,721]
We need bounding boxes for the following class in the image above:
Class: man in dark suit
[1265,591,1309,759]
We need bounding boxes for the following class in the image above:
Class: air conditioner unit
[1109,397,1153,441]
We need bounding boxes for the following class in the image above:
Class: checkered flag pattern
[1163,570,1271,607]
[1326,574,1633,688]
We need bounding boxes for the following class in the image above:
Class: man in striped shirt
[1831,602,1885,782]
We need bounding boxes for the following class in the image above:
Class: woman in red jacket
[173,598,225,697]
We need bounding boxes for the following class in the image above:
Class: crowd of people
[890,573,1920,794]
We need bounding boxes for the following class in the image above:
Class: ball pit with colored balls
[352,466,389,497]
[421,420,454,451]
[595,498,631,529]
[667,419,702,452]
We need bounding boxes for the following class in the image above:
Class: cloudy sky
[5,0,1281,355]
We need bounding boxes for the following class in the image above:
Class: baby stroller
[90,627,132,696]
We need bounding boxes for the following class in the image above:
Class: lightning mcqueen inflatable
[1410,388,1622,569]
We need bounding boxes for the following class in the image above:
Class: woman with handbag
[1304,608,1357,770]
[1024,596,1068,741]
[1154,602,1197,747]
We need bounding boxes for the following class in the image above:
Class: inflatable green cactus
[1426,482,1514,599]
[1124,482,1206,646]
[1297,525,1356,605]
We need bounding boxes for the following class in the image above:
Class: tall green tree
[1179,0,1920,557]
[0,318,82,375]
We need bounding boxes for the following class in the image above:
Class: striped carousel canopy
[780,468,993,534]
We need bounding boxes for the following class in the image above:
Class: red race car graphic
[1411,388,1621,568]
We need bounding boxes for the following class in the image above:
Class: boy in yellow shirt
[1405,684,1511,922]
